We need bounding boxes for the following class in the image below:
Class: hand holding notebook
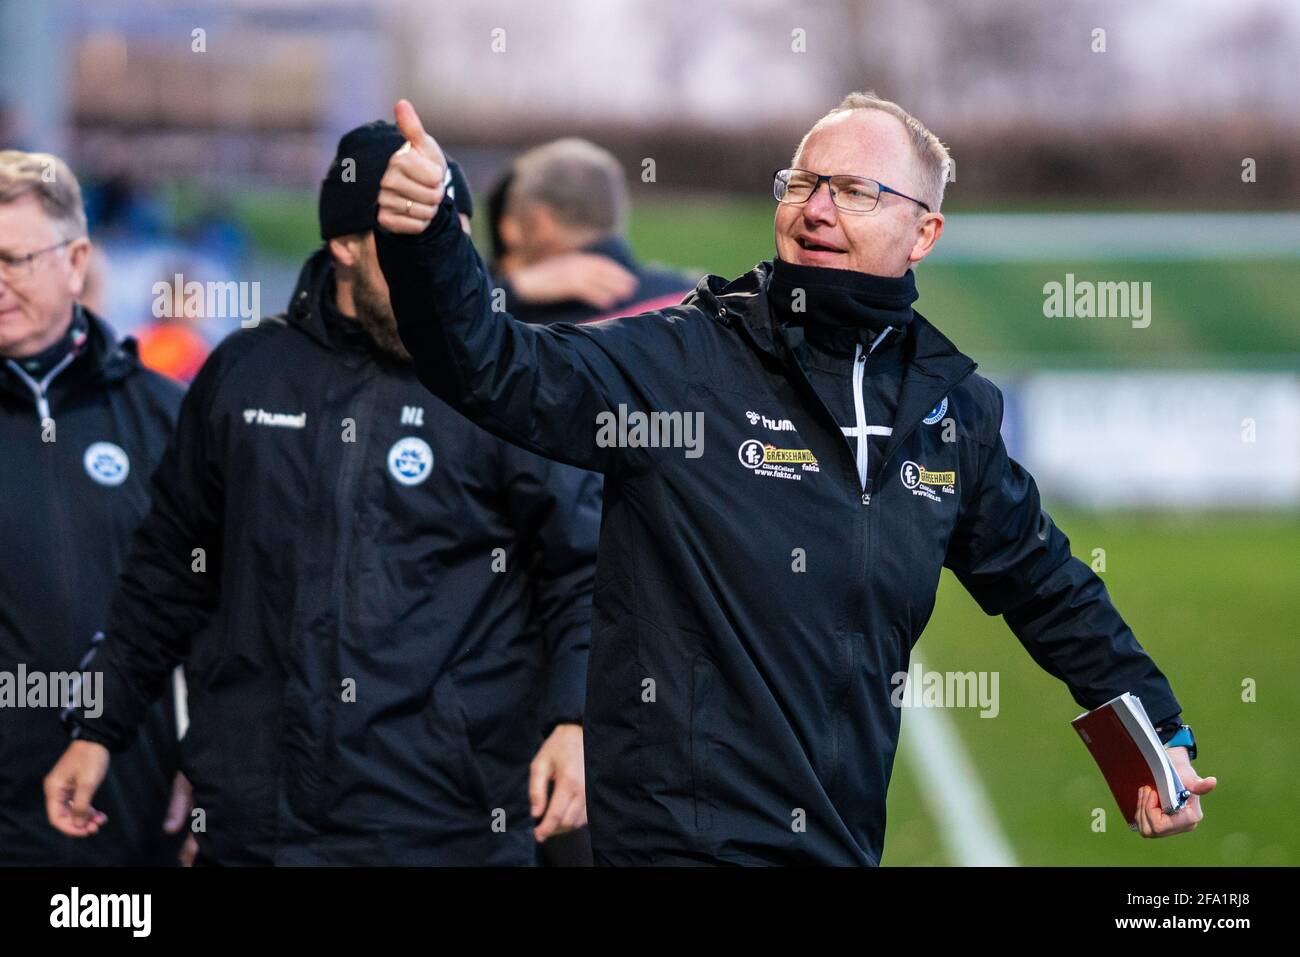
[1072,692,1193,831]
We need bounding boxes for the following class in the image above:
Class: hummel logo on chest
[745,410,797,432]
[242,408,307,429]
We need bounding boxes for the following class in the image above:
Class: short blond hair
[0,150,89,239]
[794,91,951,212]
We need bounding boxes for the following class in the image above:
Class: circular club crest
[83,441,130,487]
[922,396,948,426]
[737,439,766,469]
[900,460,922,490]
[387,436,434,486]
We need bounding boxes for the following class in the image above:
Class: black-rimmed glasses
[773,168,931,214]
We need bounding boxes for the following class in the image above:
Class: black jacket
[68,249,601,865]
[376,199,1183,866]
[0,307,181,865]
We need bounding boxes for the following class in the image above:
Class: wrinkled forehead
[795,110,919,192]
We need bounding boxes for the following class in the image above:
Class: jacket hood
[285,246,376,356]
[82,305,146,384]
[286,246,340,348]
[681,260,778,356]
[19,305,143,386]
[682,259,770,313]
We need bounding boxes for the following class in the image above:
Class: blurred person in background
[135,317,209,383]
[0,149,186,865]
[82,164,169,244]
[132,198,254,384]
[81,155,249,355]
[46,122,600,866]
[484,163,519,278]
[375,93,1213,866]
[133,260,216,384]
[491,138,694,325]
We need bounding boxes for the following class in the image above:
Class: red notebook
[1072,692,1190,830]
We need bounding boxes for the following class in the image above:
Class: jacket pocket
[689,655,716,832]
[819,630,860,793]
[426,672,491,811]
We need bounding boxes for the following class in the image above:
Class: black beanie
[319,120,473,239]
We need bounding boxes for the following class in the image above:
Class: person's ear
[498,213,523,253]
[65,237,92,299]
[907,212,944,266]
[522,203,569,256]
[328,234,362,269]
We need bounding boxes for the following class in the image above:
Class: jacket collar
[1,305,142,412]
[81,304,143,384]
[2,304,139,385]
[286,246,379,357]
[581,235,638,271]
[686,260,979,468]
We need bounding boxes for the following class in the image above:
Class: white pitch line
[898,654,1017,866]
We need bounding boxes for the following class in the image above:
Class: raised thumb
[395,99,431,154]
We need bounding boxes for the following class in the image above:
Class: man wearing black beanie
[47,122,601,865]
[319,120,474,243]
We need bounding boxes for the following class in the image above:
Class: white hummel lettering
[242,408,307,429]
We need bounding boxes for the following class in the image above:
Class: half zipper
[4,350,79,423]
[846,327,895,493]
[851,343,868,489]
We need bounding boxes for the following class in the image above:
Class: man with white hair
[372,92,1214,865]
[0,149,184,865]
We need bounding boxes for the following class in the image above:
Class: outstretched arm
[943,387,1213,836]
[944,389,1180,722]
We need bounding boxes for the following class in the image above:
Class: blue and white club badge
[922,396,949,426]
[83,441,130,487]
[387,436,434,486]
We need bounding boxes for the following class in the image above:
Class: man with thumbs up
[375,97,1210,866]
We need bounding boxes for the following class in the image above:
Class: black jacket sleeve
[375,198,694,475]
[499,443,602,733]
[943,385,1181,726]
[68,345,231,750]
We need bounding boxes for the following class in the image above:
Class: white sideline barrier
[1003,372,1300,509]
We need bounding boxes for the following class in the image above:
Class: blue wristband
[1164,726,1196,760]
